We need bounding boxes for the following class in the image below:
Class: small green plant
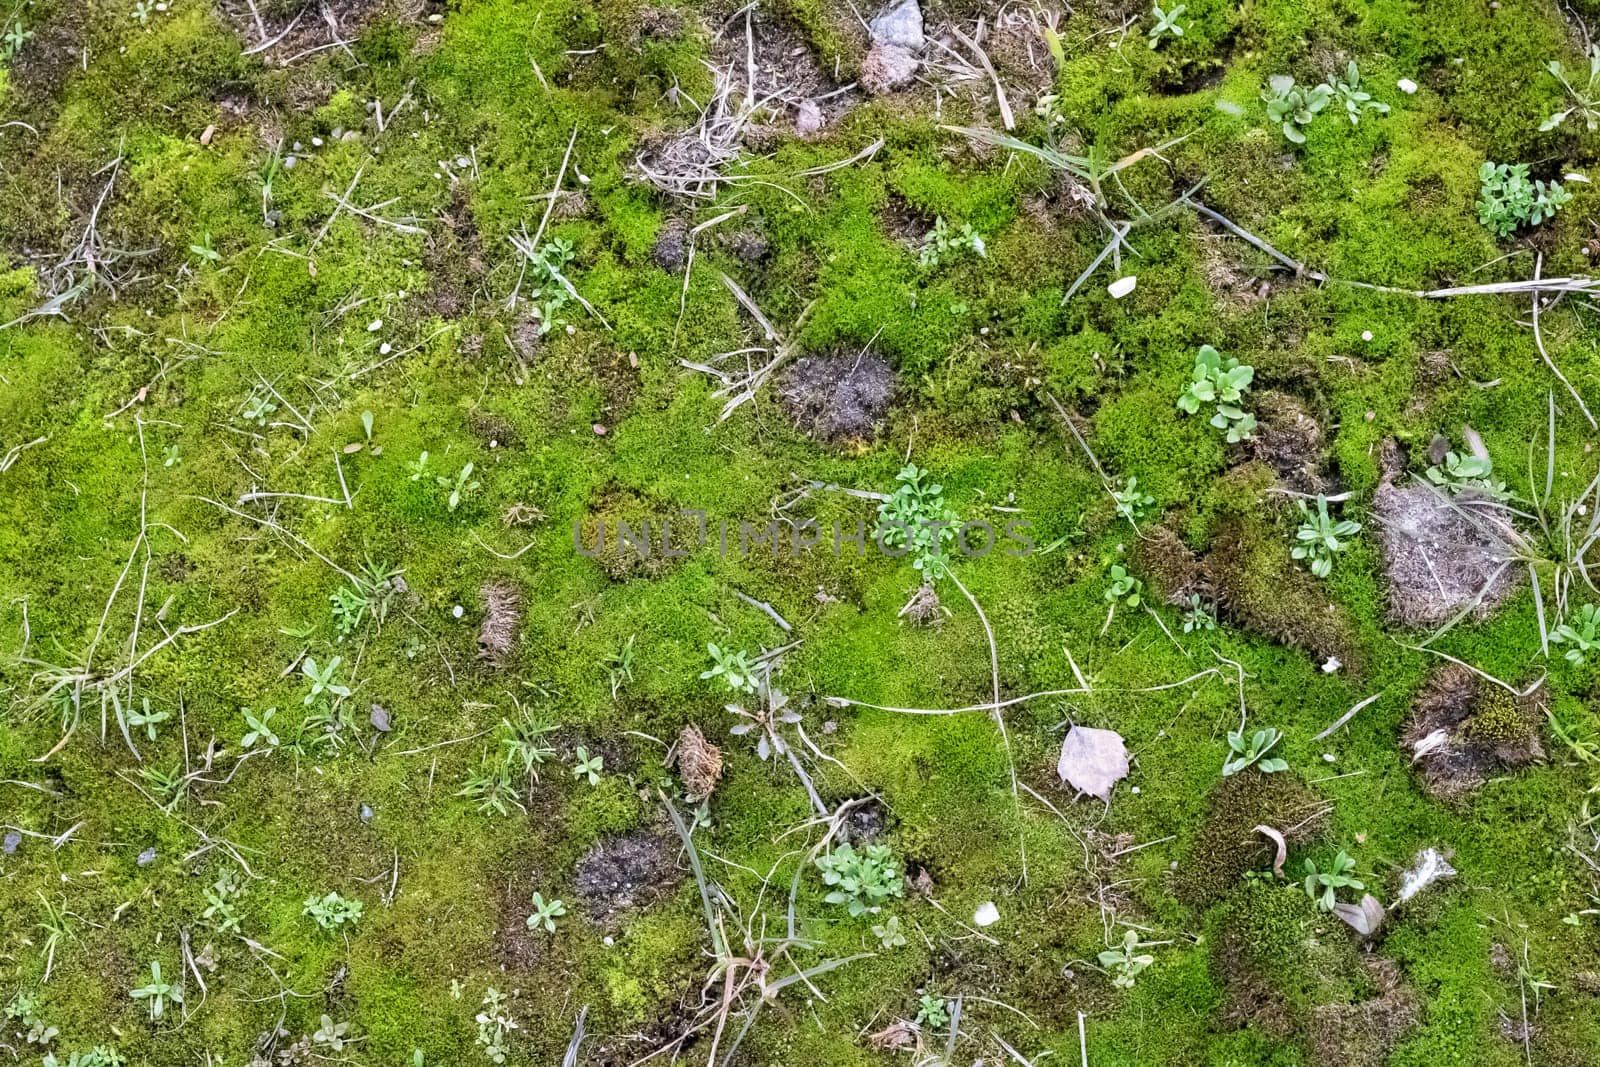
[1303,850,1364,912]
[43,1046,126,1067]
[128,961,181,1021]
[1542,46,1600,132]
[303,892,364,930]
[313,1015,353,1052]
[571,746,603,785]
[126,697,170,742]
[1331,61,1388,125]
[406,451,430,480]
[437,462,482,511]
[330,558,403,639]
[604,635,635,698]
[131,1,160,25]
[1182,594,1217,632]
[301,655,351,705]
[1223,726,1289,776]
[1262,75,1331,144]
[1097,929,1156,989]
[816,842,905,917]
[918,216,986,268]
[527,891,566,933]
[474,987,518,1063]
[240,706,280,750]
[2,19,32,60]
[701,643,760,695]
[239,389,277,427]
[5,990,58,1046]
[188,232,221,263]
[1553,603,1600,666]
[1146,2,1186,48]
[876,464,959,577]
[1291,496,1361,579]
[459,710,557,816]
[525,237,577,334]
[1425,450,1506,498]
[202,868,245,934]
[1177,345,1256,442]
[872,914,908,949]
[915,993,950,1028]
[1103,564,1143,608]
[1112,476,1156,523]
[1477,162,1571,238]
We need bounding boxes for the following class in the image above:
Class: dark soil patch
[216,0,399,66]
[777,350,897,444]
[652,215,689,270]
[573,831,680,927]
[5,1,87,118]
[1248,391,1329,494]
[708,4,855,131]
[1402,664,1545,802]
[1373,441,1520,628]
[421,188,485,320]
[1177,772,1329,908]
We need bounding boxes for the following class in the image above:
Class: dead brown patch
[216,0,398,67]
[577,485,698,581]
[1402,664,1545,802]
[573,831,681,928]
[670,725,724,801]
[1308,957,1423,1067]
[1177,772,1328,908]
[777,350,897,444]
[1373,441,1521,628]
[708,4,856,133]
[421,187,485,320]
[467,410,518,450]
[1248,391,1328,494]
[477,581,521,665]
[5,1,87,118]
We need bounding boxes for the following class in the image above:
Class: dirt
[1308,957,1423,1066]
[651,216,689,271]
[1402,664,1546,802]
[572,831,681,926]
[1248,391,1329,494]
[421,188,485,320]
[777,350,897,444]
[1372,440,1521,627]
[669,724,724,801]
[216,0,402,66]
[708,4,857,131]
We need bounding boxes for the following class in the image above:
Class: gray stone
[861,44,920,95]
[870,0,924,51]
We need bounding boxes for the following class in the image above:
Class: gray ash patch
[573,831,680,925]
[778,352,896,443]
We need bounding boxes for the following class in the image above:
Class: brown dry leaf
[1332,894,1385,937]
[1253,824,1287,875]
[1057,725,1129,801]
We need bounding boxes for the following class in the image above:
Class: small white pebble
[379,342,392,355]
[455,156,470,168]
[603,935,614,946]
[1323,753,1337,763]
[973,902,1001,927]
[312,137,323,147]
[1361,330,1373,342]
[1322,656,1342,673]
[452,605,464,619]
[367,319,382,332]
[1130,785,1141,795]
[1108,275,1138,299]
[1397,78,1418,94]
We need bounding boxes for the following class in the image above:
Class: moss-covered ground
[4,0,1600,1063]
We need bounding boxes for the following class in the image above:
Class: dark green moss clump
[1178,771,1328,908]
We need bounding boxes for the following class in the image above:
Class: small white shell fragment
[1397,78,1418,94]
[452,605,465,619]
[367,319,383,332]
[1107,275,1138,299]
[973,901,1000,927]
[1321,656,1342,673]
[1361,330,1373,341]
[1565,172,1591,184]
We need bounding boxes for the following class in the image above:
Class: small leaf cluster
[816,842,905,917]
[1177,345,1255,442]
[1476,162,1571,238]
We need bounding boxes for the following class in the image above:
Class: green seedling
[1098,929,1156,989]
[527,891,566,933]
[129,961,181,1021]
[1303,850,1364,912]
[1292,496,1360,579]
[1223,726,1289,776]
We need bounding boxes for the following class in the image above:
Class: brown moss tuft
[1208,516,1360,669]
[1403,665,1546,801]
[477,581,521,665]
[671,724,724,801]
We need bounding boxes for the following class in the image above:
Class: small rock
[359,804,375,824]
[138,847,157,866]
[1322,656,1342,673]
[199,124,216,146]
[370,704,392,732]
[593,423,608,436]
[861,44,920,95]
[796,100,825,138]
[2,831,20,855]
[282,155,297,170]
[1107,275,1138,299]
[1361,330,1374,341]
[869,0,924,50]
[1397,78,1418,94]
[973,901,1000,927]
